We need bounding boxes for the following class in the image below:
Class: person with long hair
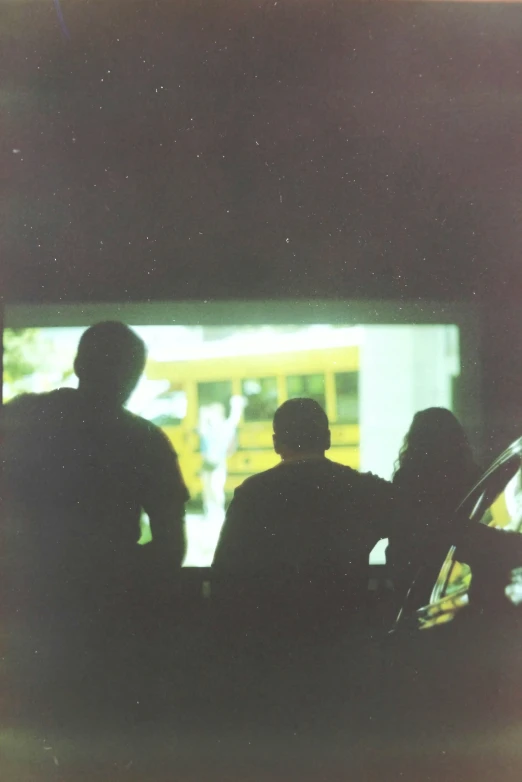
[394,407,480,514]
[388,407,482,595]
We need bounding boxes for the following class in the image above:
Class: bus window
[335,372,359,424]
[242,377,278,422]
[197,381,233,410]
[287,374,326,410]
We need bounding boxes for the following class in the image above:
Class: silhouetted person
[387,407,481,596]
[394,408,480,518]
[2,322,189,624]
[211,398,396,630]
[211,400,522,635]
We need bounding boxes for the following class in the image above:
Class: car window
[420,546,471,629]
[464,455,522,526]
[479,468,522,532]
[435,554,472,605]
[436,458,522,604]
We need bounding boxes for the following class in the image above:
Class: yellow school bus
[145,345,360,501]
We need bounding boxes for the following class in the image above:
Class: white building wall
[360,325,459,481]
[361,325,460,564]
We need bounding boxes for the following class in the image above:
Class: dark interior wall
[481,302,522,459]
[2,0,521,454]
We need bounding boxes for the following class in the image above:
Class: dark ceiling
[2,0,522,303]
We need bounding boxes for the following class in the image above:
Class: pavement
[2,614,522,782]
[2,706,522,781]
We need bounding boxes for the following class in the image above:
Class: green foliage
[3,328,76,401]
[3,329,43,386]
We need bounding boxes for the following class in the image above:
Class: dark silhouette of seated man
[211,398,394,627]
[2,321,189,622]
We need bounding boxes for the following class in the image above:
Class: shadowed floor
[2,611,522,781]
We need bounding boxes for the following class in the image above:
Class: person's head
[208,402,226,422]
[74,322,147,406]
[395,407,475,478]
[273,398,331,460]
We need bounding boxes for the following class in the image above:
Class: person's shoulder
[5,392,39,411]
[327,459,392,490]
[236,460,349,492]
[234,465,282,496]
[358,468,393,492]
[240,465,281,487]
[120,411,182,460]
[120,410,170,441]
[322,459,365,483]
[5,389,64,418]
[6,389,57,407]
[324,459,358,477]
[4,394,38,432]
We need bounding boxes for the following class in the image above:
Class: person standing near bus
[199,395,246,522]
